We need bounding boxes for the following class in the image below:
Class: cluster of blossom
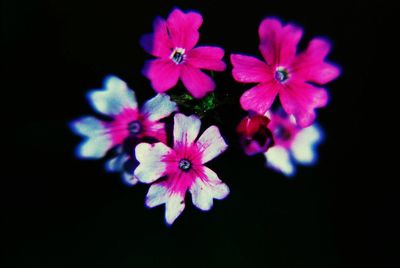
[71,8,340,225]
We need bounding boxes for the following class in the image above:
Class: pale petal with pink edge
[186,46,226,71]
[230,54,270,83]
[87,76,137,116]
[190,167,229,211]
[141,94,178,122]
[134,142,172,183]
[143,59,180,93]
[173,113,201,147]
[196,126,228,164]
[291,125,322,164]
[265,146,294,176]
[240,82,279,115]
[180,65,215,99]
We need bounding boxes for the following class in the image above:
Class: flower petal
[240,82,279,115]
[122,172,139,186]
[141,94,178,122]
[87,76,138,116]
[173,113,201,147]
[265,146,295,176]
[104,150,129,172]
[279,81,328,127]
[76,136,112,159]
[259,18,303,66]
[143,59,180,93]
[140,17,173,58]
[134,142,172,184]
[230,54,271,83]
[190,167,229,211]
[292,38,340,85]
[165,193,185,225]
[167,8,202,49]
[145,181,169,208]
[186,46,226,71]
[180,65,215,99]
[196,126,228,164]
[70,116,105,137]
[142,121,168,144]
[291,125,323,164]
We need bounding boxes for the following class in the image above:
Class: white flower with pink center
[264,111,323,176]
[134,113,229,225]
[70,76,177,184]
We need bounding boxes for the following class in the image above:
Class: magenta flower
[231,18,340,127]
[264,111,323,176]
[70,76,177,185]
[141,8,226,99]
[134,113,229,225]
[236,114,274,156]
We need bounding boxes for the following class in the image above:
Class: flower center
[128,120,141,135]
[178,159,192,171]
[275,67,289,83]
[170,48,185,64]
[274,125,291,141]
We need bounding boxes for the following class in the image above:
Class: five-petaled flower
[237,114,274,156]
[141,8,226,99]
[134,113,229,225]
[70,76,177,185]
[231,17,340,127]
[264,111,323,176]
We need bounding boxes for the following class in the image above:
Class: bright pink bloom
[70,76,177,184]
[134,113,229,225]
[237,114,274,156]
[264,111,323,176]
[141,8,226,99]
[231,18,340,127]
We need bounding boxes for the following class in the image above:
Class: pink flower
[134,113,229,225]
[141,8,226,99]
[231,18,340,127]
[70,76,177,185]
[264,111,323,176]
[237,114,274,156]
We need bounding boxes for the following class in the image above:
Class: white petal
[134,142,172,184]
[70,116,105,137]
[145,182,169,208]
[173,113,201,147]
[141,94,178,122]
[122,172,139,186]
[77,136,112,159]
[105,150,129,172]
[190,167,229,211]
[265,146,295,176]
[165,194,185,225]
[87,76,138,116]
[196,126,228,164]
[291,125,323,164]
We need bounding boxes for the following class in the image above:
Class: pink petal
[231,54,271,83]
[180,65,215,99]
[186,46,226,71]
[240,82,279,115]
[291,38,340,84]
[143,59,180,93]
[142,121,167,144]
[134,142,172,184]
[173,113,201,147]
[279,80,328,127]
[140,17,173,58]
[196,126,228,164]
[258,18,303,66]
[167,8,202,50]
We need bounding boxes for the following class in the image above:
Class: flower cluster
[70,8,340,225]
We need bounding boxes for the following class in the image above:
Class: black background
[2,0,392,267]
